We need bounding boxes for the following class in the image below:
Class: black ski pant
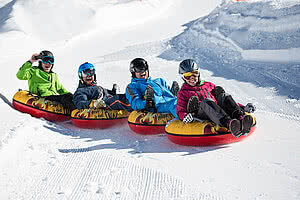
[213,86,244,119]
[45,93,76,110]
[195,98,228,126]
[195,95,244,126]
[104,94,133,112]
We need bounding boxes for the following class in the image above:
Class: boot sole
[230,119,242,138]
[242,115,253,135]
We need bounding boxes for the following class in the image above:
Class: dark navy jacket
[72,81,114,109]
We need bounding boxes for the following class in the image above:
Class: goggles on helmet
[81,68,95,78]
[183,71,199,80]
[41,56,54,64]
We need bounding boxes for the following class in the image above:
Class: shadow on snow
[43,121,228,156]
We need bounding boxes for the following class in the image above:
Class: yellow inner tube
[128,110,174,125]
[166,114,256,136]
[71,108,130,120]
[13,90,71,115]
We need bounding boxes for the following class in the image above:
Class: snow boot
[187,96,200,114]
[144,85,155,110]
[227,119,242,138]
[170,81,180,97]
[241,115,253,136]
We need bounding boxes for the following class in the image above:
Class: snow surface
[1,0,300,199]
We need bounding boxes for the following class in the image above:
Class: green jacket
[16,61,69,96]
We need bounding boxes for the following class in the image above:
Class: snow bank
[168,0,300,63]
[161,0,300,103]
[0,0,174,43]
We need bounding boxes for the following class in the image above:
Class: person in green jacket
[16,50,76,110]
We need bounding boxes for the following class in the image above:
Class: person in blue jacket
[73,62,132,111]
[125,58,179,118]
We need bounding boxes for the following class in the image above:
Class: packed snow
[0,0,300,199]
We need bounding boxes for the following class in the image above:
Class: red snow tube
[71,108,130,129]
[12,90,71,122]
[165,114,256,146]
[128,111,174,135]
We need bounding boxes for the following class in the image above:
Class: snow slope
[1,0,300,199]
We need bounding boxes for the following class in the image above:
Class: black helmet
[40,50,54,58]
[178,59,199,74]
[130,58,149,73]
[38,50,54,72]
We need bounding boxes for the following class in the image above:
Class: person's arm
[72,89,93,109]
[16,61,34,80]
[125,84,146,111]
[16,54,40,80]
[176,90,189,121]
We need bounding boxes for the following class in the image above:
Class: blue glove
[183,113,194,123]
[244,103,256,113]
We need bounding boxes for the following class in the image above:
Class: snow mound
[0,0,175,43]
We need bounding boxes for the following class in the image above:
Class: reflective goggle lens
[82,68,95,77]
[134,67,148,73]
[183,71,199,80]
[41,56,54,64]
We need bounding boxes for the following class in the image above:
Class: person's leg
[198,98,229,126]
[187,96,242,137]
[105,94,133,111]
[213,87,253,134]
[170,81,179,97]
[213,86,244,119]
[45,93,76,110]
[156,98,178,118]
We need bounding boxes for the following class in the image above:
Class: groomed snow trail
[0,119,224,200]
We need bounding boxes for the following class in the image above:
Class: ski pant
[195,94,244,126]
[155,98,178,118]
[45,93,76,110]
[213,86,244,119]
[104,94,133,112]
[144,98,178,118]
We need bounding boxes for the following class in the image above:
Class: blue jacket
[126,77,177,117]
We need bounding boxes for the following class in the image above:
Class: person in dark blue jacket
[125,58,179,118]
[73,62,132,111]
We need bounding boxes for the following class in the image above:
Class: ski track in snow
[0,120,225,200]
[1,0,300,199]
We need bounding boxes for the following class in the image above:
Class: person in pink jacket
[176,59,255,138]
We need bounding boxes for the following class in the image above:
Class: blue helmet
[78,62,95,79]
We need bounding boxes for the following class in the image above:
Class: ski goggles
[183,71,199,80]
[41,56,54,64]
[81,68,95,78]
[133,66,148,73]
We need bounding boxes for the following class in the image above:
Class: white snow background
[0,0,300,199]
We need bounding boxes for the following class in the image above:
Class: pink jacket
[176,81,217,120]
